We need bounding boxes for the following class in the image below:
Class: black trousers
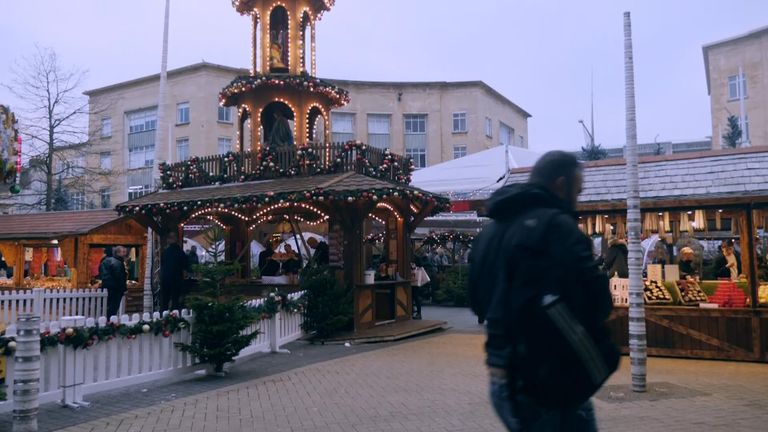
[412,286,423,316]
[106,287,124,319]
[160,279,183,313]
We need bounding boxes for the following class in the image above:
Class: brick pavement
[46,331,768,432]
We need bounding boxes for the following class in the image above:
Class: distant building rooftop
[574,138,712,161]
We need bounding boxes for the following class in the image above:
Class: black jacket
[604,241,629,278]
[100,256,127,293]
[161,244,187,283]
[469,184,614,369]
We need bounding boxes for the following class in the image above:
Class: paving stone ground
[3,307,768,432]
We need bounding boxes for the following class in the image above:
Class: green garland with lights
[250,290,307,320]
[160,142,415,190]
[219,73,350,108]
[421,231,476,247]
[0,313,189,356]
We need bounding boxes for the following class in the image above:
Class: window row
[101,106,235,138]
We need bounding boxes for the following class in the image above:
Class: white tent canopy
[411,145,541,200]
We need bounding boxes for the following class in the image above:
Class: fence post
[59,315,89,409]
[13,314,40,432]
[31,290,43,321]
[268,313,290,354]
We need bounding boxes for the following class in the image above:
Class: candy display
[0,278,14,289]
[643,280,672,304]
[21,276,72,289]
[759,284,768,306]
[676,280,708,305]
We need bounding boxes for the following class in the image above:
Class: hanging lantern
[587,216,594,236]
[753,209,764,229]
[616,215,626,239]
[663,212,671,233]
[716,210,722,231]
[595,215,604,235]
[694,210,706,232]
[681,212,693,235]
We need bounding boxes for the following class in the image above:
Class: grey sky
[1,0,767,153]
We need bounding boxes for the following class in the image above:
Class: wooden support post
[745,206,759,309]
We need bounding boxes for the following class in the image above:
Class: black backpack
[470,209,619,409]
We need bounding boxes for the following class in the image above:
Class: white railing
[0,288,123,326]
[0,294,305,411]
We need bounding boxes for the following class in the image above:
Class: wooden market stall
[504,147,768,362]
[0,209,148,313]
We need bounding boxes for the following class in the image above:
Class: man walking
[100,245,128,318]
[469,151,618,431]
[161,232,188,312]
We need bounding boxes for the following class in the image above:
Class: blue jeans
[490,376,598,431]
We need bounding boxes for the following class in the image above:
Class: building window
[176,138,190,162]
[127,108,157,169]
[453,145,467,159]
[176,102,190,125]
[405,148,427,169]
[218,137,233,154]
[485,117,492,138]
[404,114,427,168]
[740,115,750,143]
[71,192,85,211]
[499,122,514,147]
[367,114,391,149]
[61,156,86,177]
[452,112,467,133]
[519,135,525,148]
[101,117,112,138]
[728,74,747,100]
[99,152,111,170]
[128,108,157,133]
[100,188,111,209]
[218,106,232,123]
[331,112,355,142]
[127,168,153,200]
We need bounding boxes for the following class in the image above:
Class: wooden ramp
[324,319,448,344]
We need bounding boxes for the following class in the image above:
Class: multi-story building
[82,62,530,204]
[703,25,768,148]
[84,62,244,205]
[327,80,530,168]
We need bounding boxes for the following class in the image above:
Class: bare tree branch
[1,46,112,212]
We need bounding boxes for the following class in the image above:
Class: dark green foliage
[722,115,743,148]
[300,266,353,340]
[177,262,258,373]
[52,178,70,211]
[433,265,469,306]
[580,142,608,161]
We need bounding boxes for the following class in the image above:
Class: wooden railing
[162,142,409,189]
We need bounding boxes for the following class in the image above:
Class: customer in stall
[375,262,392,281]
[281,243,302,276]
[715,239,741,281]
[603,238,629,278]
[258,240,280,277]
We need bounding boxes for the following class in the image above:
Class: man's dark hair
[529,151,582,187]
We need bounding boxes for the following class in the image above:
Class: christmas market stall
[0,209,147,312]
[504,147,768,362]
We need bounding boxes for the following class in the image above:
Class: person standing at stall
[161,232,188,312]
[100,246,128,318]
[715,239,741,281]
[603,238,629,278]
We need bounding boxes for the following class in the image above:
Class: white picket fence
[0,288,121,326]
[0,291,305,412]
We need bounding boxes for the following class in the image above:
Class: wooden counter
[353,281,412,331]
[607,305,768,362]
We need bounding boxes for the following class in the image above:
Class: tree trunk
[46,123,55,211]
[623,11,647,393]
